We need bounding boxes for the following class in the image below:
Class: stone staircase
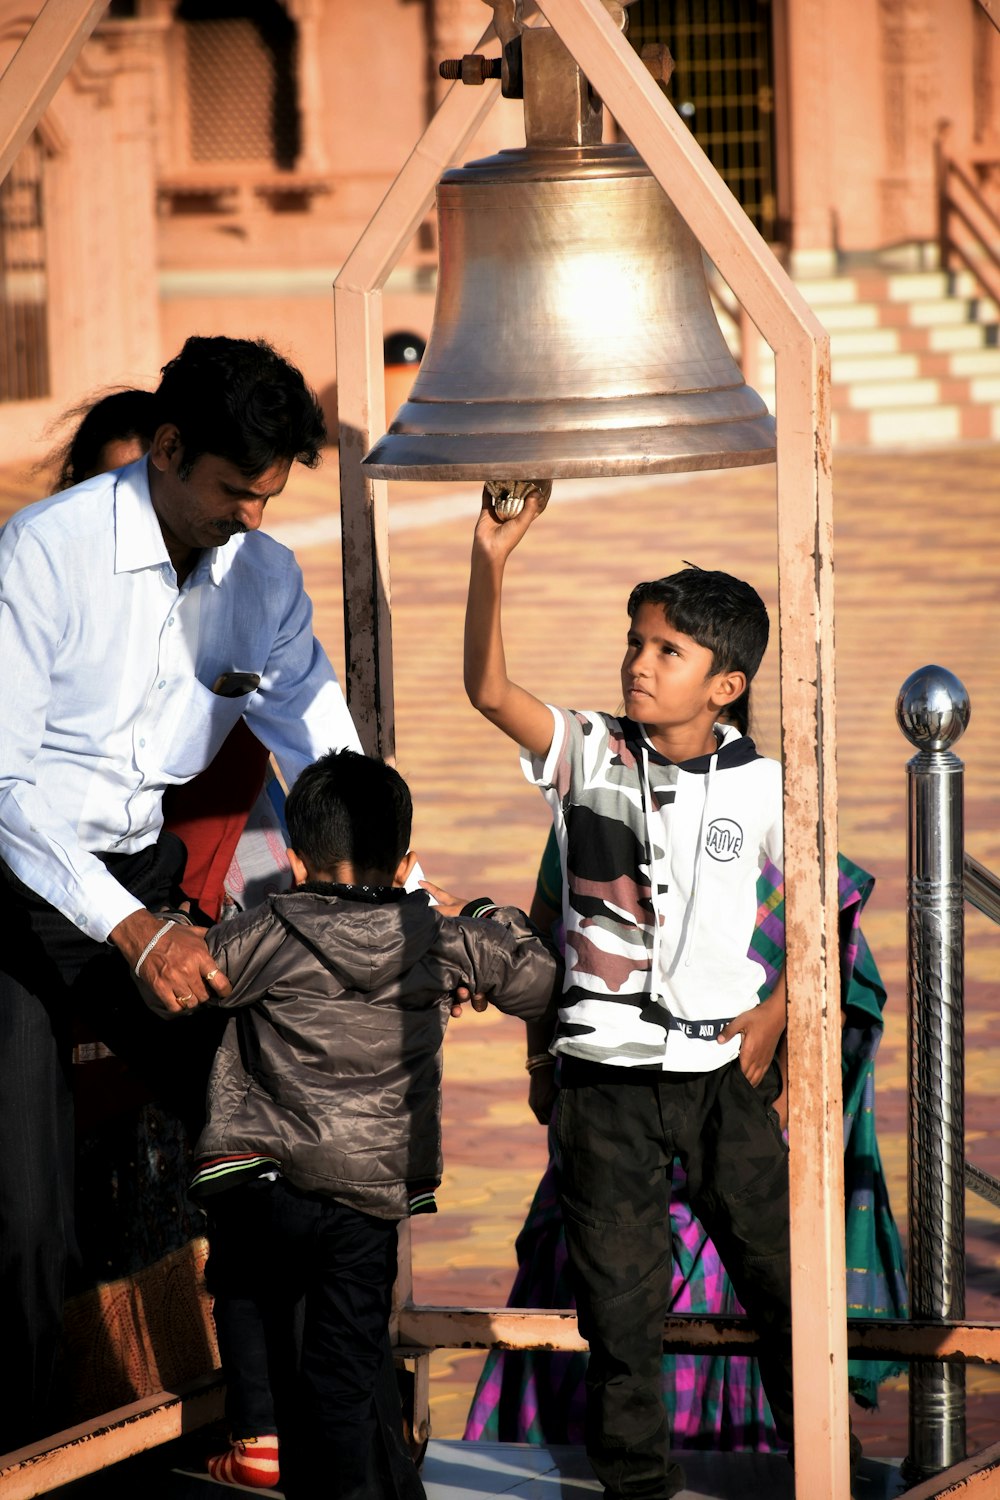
[747,267,1000,446]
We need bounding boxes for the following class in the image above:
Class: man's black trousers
[0,837,222,1452]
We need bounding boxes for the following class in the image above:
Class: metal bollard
[896,665,969,1478]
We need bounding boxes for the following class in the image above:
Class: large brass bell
[363,3,775,483]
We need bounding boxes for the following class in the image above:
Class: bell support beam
[533,4,843,1494]
[976,0,999,36]
[0,0,110,188]
[334,28,501,758]
[335,1,843,1491]
[395,1308,1000,1362]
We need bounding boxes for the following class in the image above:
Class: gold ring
[205,969,219,981]
[176,994,194,1007]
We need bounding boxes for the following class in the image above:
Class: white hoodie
[522,708,783,1072]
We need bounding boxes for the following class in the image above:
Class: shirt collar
[112,456,230,585]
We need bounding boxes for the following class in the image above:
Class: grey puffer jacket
[196,886,561,1219]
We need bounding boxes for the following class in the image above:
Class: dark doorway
[628,0,779,242]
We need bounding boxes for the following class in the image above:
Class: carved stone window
[178,0,301,170]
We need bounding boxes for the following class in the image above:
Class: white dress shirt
[0,458,360,942]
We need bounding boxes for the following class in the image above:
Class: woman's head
[52,388,157,489]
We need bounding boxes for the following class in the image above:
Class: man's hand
[109,909,232,1017]
[718,988,787,1088]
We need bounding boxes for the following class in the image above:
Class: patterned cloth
[464,852,908,1451]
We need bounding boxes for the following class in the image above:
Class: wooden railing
[935,120,1000,313]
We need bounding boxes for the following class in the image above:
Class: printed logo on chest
[705,818,743,862]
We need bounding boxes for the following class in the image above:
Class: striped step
[819,323,997,355]
[742,260,1000,446]
[833,403,1000,446]
[829,349,1000,386]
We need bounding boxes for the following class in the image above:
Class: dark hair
[627,566,769,735]
[50,388,157,489]
[154,336,327,479]
[284,749,413,880]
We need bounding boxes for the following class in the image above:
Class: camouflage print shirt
[521,708,783,1072]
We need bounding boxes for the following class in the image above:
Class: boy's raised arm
[464,488,555,758]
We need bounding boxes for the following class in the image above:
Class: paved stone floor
[2,440,999,1470]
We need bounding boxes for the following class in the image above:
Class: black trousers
[555,1056,793,1500]
[0,838,223,1453]
[205,1177,425,1500]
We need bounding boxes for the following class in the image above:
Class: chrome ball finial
[896,665,971,751]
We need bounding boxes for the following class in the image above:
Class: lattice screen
[181,2,300,170]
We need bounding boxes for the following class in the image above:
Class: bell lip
[362,416,777,481]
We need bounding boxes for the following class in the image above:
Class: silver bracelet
[133,919,176,978]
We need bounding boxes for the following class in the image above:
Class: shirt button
[167,617,174,627]
[158,680,166,690]
[139,737,146,748]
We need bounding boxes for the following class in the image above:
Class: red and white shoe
[207,1435,281,1489]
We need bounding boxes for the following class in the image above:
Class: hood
[268,886,439,994]
[620,718,760,771]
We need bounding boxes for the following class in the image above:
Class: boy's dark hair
[285,749,413,880]
[53,388,157,489]
[154,336,326,479]
[627,566,770,684]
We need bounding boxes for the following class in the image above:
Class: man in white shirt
[0,335,361,1450]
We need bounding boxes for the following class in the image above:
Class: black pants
[0,838,224,1452]
[555,1056,793,1500]
[205,1177,425,1500]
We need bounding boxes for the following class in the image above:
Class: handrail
[966,1160,1000,1210]
[935,119,1000,310]
[946,155,1000,241]
[965,851,1000,925]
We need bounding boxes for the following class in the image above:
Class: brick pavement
[2,443,999,1462]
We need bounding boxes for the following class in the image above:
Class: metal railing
[896,666,1000,1485]
[964,851,1000,926]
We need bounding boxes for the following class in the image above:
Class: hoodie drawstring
[639,744,662,993]
[681,749,717,967]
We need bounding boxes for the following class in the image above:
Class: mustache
[212,519,249,538]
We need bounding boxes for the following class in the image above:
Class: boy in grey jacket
[188,749,561,1497]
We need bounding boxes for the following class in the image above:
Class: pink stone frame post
[334,2,847,1494]
[0,0,110,185]
[0,0,842,1490]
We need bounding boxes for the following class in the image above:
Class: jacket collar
[295,881,408,905]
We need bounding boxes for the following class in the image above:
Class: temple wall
[0,0,993,465]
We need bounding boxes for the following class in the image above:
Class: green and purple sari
[463,849,907,1451]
